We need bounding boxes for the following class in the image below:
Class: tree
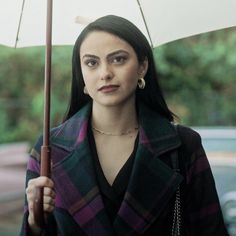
[154,27,236,125]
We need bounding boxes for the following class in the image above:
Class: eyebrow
[82,54,99,60]
[107,50,129,58]
[82,49,129,60]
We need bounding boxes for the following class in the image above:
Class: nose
[100,63,114,80]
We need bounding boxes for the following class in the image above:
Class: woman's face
[79,31,147,108]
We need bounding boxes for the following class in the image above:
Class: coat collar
[51,102,183,235]
[113,103,183,235]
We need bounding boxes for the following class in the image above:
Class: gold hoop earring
[83,86,88,94]
[137,78,145,89]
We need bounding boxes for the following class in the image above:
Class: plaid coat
[20,102,228,236]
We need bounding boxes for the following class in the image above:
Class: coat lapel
[113,103,183,235]
[50,104,115,236]
[49,102,183,236]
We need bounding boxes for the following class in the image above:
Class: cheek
[81,64,94,81]
[81,66,88,81]
[84,79,95,92]
[122,67,139,86]
[81,69,95,87]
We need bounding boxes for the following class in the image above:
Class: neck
[91,101,138,135]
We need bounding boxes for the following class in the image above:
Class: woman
[20,15,228,235]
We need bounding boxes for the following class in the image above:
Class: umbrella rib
[136,0,154,49]
[15,0,26,48]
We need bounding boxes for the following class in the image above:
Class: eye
[84,59,98,68]
[112,55,127,64]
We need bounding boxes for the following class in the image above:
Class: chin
[98,97,135,108]
[94,93,136,107]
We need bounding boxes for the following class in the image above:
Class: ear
[138,57,148,78]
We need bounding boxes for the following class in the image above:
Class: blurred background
[0,27,236,235]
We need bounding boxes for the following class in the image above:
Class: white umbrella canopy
[1,0,236,48]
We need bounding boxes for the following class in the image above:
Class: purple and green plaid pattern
[20,102,228,236]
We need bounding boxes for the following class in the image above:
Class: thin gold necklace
[92,126,139,136]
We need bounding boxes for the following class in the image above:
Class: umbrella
[1,0,236,48]
[1,0,236,227]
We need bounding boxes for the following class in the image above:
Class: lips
[98,84,120,93]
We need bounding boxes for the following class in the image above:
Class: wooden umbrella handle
[33,187,45,228]
[33,145,51,228]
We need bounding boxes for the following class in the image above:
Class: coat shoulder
[176,124,202,155]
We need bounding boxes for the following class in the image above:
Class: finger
[26,186,34,198]
[28,195,54,219]
[28,202,37,225]
[43,203,55,213]
[26,186,37,202]
[43,196,55,206]
[26,184,41,200]
[28,202,34,213]
[28,177,54,188]
[44,187,56,198]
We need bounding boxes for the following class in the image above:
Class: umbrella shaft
[43,0,53,147]
[34,0,53,228]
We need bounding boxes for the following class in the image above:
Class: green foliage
[0,46,72,144]
[154,27,236,125]
[0,28,236,144]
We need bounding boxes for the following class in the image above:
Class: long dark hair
[64,15,174,121]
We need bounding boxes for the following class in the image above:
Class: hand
[26,177,55,233]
